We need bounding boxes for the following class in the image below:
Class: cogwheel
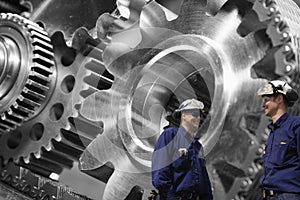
[253,0,300,76]
[252,0,300,115]
[76,0,282,199]
[0,13,54,134]
[0,15,107,180]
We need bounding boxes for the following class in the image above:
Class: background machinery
[0,0,300,199]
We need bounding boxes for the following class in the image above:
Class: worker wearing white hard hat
[257,80,300,200]
[151,98,213,200]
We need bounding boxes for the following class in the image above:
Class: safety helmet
[173,99,204,118]
[257,80,299,107]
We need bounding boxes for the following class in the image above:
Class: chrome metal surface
[0,0,300,200]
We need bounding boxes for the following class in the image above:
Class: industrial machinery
[0,0,299,199]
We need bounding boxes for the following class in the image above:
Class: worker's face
[261,95,279,117]
[182,109,201,130]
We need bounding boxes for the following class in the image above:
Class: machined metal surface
[0,0,299,200]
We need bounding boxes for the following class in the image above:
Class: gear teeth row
[15,112,104,178]
[14,29,110,178]
[0,13,54,133]
[83,59,114,92]
[253,0,300,45]
[71,28,114,100]
[253,0,300,76]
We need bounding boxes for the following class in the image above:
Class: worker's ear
[181,112,186,119]
[277,94,284,104]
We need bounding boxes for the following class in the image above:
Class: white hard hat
[257,80,298,106]
[257,80,292,96]
[173,99,204,118]
[175,99,204,112]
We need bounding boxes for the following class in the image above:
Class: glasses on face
[262,95,276,103]
[183,110,201,117]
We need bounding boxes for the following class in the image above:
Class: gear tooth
[44,142,52,152]
[27,24,50,38]
[0,118,17,132]
[28,72,50,91]
[22,154,64,175]
[32,62,53,75]
[140,1,170,28]
[19,93,41,108]
[24,83,46,101]
[267,14,291,46]
[273,45,298,78]
[12,101,35,116]
[32,37,53,51]
[50,138,82,161]
[205,0,229,16]
[54,133,62,142]
[40,147,74,169]
[0,112,22,126]
[34,151,41,159]
[253,0,276,22]
[23,155,30,164]
[79,161,115,183]
[84,59,114,91]
[7,108,25,121]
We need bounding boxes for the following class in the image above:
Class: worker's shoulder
[155,127,179,147]
[162,127,178,134]
[287,115,300,128]
[160,127,179,139]
[288,115,300,123]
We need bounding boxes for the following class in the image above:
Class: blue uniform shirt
[260,112,300,193]
[151,126,213,199]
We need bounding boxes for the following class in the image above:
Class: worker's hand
[178,148,188,157]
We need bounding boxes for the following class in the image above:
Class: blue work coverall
[260,113,300,199]
[151,126,213,200]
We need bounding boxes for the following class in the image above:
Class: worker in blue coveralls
[257,80,300,200]
[151,98,213,200]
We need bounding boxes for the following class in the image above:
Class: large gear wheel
[0,13,53,133]
[0,14,106,180]
[78,0,300,200]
